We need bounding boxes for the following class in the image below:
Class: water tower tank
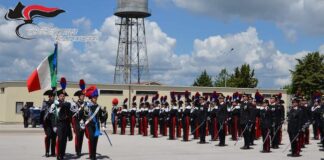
[114,0,151,18]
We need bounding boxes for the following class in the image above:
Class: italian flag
[27,44,58,92]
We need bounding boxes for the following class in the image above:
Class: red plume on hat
[277,93,282,100]
[177,94,181,101]
[140,97,144,103]
[144,95,148,102]
[255,90,263,103]
[112,98,119,105]
[60,77,66,90]
[160,96,164,103]
[184,90,190,99]
[164,96,167,102]
[170,91,176,101]
[204,94,209,101]
[210,91,217,102]
[79,79,85,91]
[85,85,98,98]
[313,91,322,100]
[132,96,136,102]
[151,96,156,103]
[225,95,231,102]
[123,98,128,105]
[194,92,200,100]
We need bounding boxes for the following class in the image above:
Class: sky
[0,0,324,89]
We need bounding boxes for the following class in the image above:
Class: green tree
[282,84,293,95]
[227,63,258,88]
[193,70,213,87]
[214,68,230,87]
[290,52,324,97]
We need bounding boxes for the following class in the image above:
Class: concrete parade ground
[0,124,323,160]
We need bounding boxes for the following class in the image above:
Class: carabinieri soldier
[152,94,160,138]
[40,89,56,157]
[111,98,119,134]
[319,97,324,151]
[159,96,168,136]
[177,95,183,138]
[287,98,302,157]
[191,93,200,139]
[137,97,144,135]
[240,93,253,149]
[269,95,281,149]
[230,92,241,141]
[142,99,149,136]
[311,93,321,140]
[209,92,218,141]
[72,79,86,157]
[129,96,137,135]
[198,96,209,144]
[52,77,72,160]
[300,97,311,146]
[80,85,108,160]
[260,99,272,153]
[169,92,178,140]
[182,91,191,141]
[120,98,128,135]
[216,94,228,146]
[248,96,257,146]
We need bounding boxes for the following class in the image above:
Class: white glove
[102,123,106,130]
[54,100,59,105]
[80,120,85,130]
[53,127,57,133]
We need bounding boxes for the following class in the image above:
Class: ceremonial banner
[27,44,57,92]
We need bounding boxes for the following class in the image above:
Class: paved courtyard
[0,124,323,160]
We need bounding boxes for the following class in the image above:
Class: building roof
[0,80,286,94]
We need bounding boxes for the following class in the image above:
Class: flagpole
[54,41,59,118]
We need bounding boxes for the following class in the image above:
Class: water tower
[113,0,150,84]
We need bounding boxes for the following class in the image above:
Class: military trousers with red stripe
[43,124,56,156]
[289,131,300,156]
[85,124,100,160]
[177,119,182,138]
[169,116,177,140]
[130,115,136,135]
[231,116,239,140]
[56,123,69,160]
[72,117,84,155]
[153,116,159,138]
[112,117,118,134]
[261,127,271,152]
[120,116,127,135]
[142,117,148,136]
[210,118,218,141]
[182,116,190,141]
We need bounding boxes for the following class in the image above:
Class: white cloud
[72,17,92,34]
[171,0,324,40]
[0,6,318,89]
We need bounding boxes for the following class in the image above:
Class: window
[16,102,23,114]
[136,91,158,95]
[100,90,123,95]
[202,92,223,96]
[173,92,191,96]
[0,88,4,94]
[263,94,272,98]
[26,102,34,108]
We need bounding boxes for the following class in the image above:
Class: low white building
[0,81,287,123]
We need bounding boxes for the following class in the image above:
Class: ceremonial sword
[103,130,113,146]
[234,123,249,146]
